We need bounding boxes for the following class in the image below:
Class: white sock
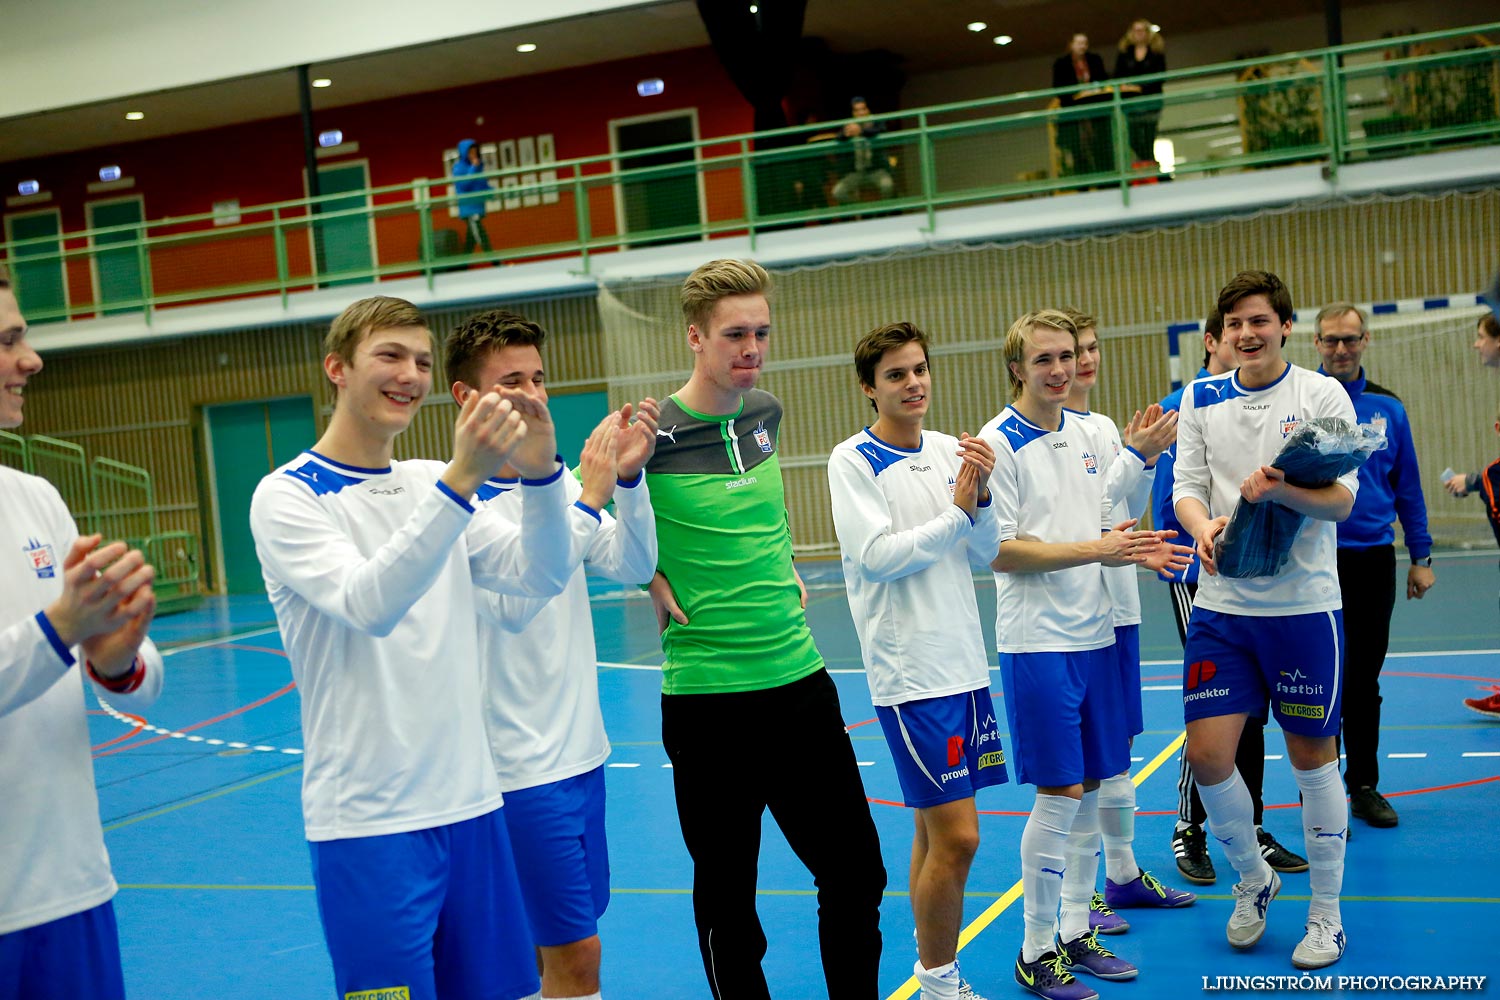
[1059,789,1100,944]
[1197,770,1273,885]
[1098,773,1139,885]
[914,959,961,1000]
[1175,819,1193,832]
[1021,793,1080,962]
[1294,760,1346,922]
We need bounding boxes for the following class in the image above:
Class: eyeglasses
[1316,335,1364,349]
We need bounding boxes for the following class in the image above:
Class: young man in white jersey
[980,309,1188,1000]
[1173,270,1357,970]
[1156,309,1308,886]
[828,321,1007,1000]
[1058,308,1197,935]
[444,309,660,1000]
[0,272,165,1000]
[250,295,592,1000]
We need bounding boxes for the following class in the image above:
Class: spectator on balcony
[452,139,493,256]
[832,97,896,205]
[1114,20,1168,165]
[1051,34,1113,177]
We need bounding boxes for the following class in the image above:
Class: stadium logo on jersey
[1280,414,1299,437]
[656,425,677,444]
[1186,659,1217,690]
[1082,451,1098,474]
[753,421,774,453]
[23,538,56,579]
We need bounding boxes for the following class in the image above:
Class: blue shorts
[1115,624,1143,738]
[876,687,1010,808]
[0,900,124,1000]
[309,808,538,1000]
[1000,646,1130,787]
[1182,608,1344,738]
[502,764,610,947]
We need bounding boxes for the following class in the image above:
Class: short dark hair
[1061,307,1097,333]
[1200,306,1223,368]
[1480,314,1500,341]
[1217,270,1294,325]
[444,309,547,391]
[855,321,930,413]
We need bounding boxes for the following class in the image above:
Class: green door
[550,389,610,469]
[615,116,700,244]
[90,198,146,315]
[207,396,317,594]
[5,210,66,322]
[313,162,374,285]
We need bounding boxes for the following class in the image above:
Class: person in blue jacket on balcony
[453,139,494,256]
[1314,302,1435,830]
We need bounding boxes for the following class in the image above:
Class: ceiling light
[516,43,537,53]
[17,180,39,196]
[124,111,145,121]
[968,21,987,32]
[99,165,122,182]
[318,129,344,148]
[1150,23,1160,31]
[312,78,332,88]
[637,78,665,97]
[993,35,1013,46]
[750,4,758,12]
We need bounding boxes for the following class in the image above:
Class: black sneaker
[1350,786,1398,827]
[1258,827,1309,873]
[1173,824,1216,884]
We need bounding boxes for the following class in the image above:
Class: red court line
[871,772,1500,817]
[847,718,878,731]
[91,712,148,751]
[93,681,298,760]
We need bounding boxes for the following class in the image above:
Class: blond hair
[323,296,428,366]
[680,259,772,330]
[1004,309,1078,399]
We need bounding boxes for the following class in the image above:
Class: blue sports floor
[92,554,1500,998]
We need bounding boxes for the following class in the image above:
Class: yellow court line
[883,731,1187,1000]
[103,763,304,833]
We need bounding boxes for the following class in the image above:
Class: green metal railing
[2,434,202,612]
[3,22,1496,326]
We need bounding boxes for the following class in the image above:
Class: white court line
[1388,752,1428,759]
[607,762,640,768]
[1265,754,1284,760]
[160,625,280,657]
[1463,752,1500,757]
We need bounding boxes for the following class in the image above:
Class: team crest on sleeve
[1081,451,1098,474]
[1280,415,1299,437]
[24,538,57,579]
[753,421,774,453]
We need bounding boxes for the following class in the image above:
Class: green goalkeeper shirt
[645,389,824,695]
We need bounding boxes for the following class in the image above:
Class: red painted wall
[1,46,752,313]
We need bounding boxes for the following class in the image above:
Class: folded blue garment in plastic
[1213,417,1386,579]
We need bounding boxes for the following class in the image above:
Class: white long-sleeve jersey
[828,429,1000,706]
[1173,365,1358,616]
[474,467,656,792]
[1,466,164,935]
[1069,409,1154,627]
[981,406,1124,654]
[249,450,590,841]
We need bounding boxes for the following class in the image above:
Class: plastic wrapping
[1213,417,1386,579]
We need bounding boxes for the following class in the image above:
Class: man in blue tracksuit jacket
[1313,302,1435,830]
[1154,309,1307,885]
[452,138,493,255]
